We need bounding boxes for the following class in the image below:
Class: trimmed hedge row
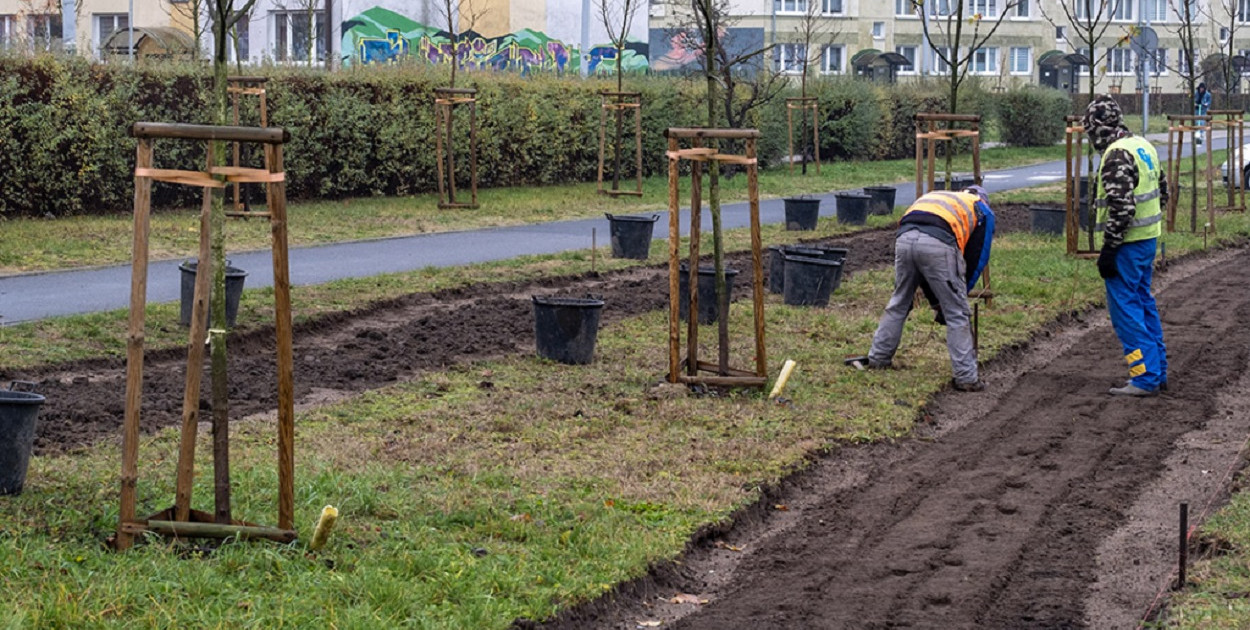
[0,55,1070,217]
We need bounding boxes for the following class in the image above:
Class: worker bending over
[860,185,995,392]
[1083,95,1169,396]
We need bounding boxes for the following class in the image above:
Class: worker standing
[854,185,995,392]
[1194,82,1212,145]
[1083,95,1169,396]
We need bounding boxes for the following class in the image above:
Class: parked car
[1220,143,1250,185]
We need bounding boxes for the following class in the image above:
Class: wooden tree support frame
[435,87,480,210]
[1064,115,1097,256]
[664,128,767,388]
[227,76,270,218]
[1209,109,1246,214]
[914,113,982,199]
[116,122,296,551]
[597,91,643,197]
[785,97,820,175]
[1165,114,1216,234]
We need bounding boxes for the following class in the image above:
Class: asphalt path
[0,132,1233,325]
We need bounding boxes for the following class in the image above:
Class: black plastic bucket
[835,192,871,225]
[1029,205,1066,235]
[935,175,976,191]
[0,382,43,495]
[532,296,605,365]
[180,261,248,328]
[863,186,897,215]
[605,213,660,260]
[783,197,821,231]
[679,265,739,325]
[783,255,843,306]
[768,246,822,294]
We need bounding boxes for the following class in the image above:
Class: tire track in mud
[526,246,1250,630]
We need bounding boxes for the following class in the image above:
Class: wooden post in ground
[597,92,644,197]
[434,87,480,209]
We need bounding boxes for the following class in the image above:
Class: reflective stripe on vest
[1095,135,1163,243]
[902,191,979,251]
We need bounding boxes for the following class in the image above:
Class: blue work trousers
[1105,238,1168,390]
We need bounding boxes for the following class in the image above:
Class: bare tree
[1204,0,1241,106]
[788,0,842,173]
[167,0,210,60]
[433,0,487,87]
[16,0,64,54]
[913,0,1019,180]
[1039,0,1122,108]
[597,0,642,92]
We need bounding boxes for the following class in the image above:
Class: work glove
[1097,243,1120,280]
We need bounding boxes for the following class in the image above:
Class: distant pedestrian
[1195,82,1212,145]
[852,186,995,392]
[1083,95,1169,396]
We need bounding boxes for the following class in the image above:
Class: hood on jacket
[1082,94,1129,152]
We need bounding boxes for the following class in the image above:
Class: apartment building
[0,0,192,58]
[649,0,1249,94]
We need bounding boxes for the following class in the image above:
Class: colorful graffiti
[343,6,648,74]
[647,27,766,74]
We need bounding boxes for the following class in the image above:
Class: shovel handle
[7,380,37,393]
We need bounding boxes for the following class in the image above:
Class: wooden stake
[667,135,681,383]
[688,139,704,377]
[174,186,214,523]
[267,143,296,531]
[747,138,766,377]
[117,138,154,551]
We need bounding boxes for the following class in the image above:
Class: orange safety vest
[902,191,980,252]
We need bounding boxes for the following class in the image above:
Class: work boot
[952,379,986,392]
[1109,383,1158,397]
[1126,379,1168,392]
[867,359,893,370]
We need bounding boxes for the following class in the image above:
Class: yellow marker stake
[769,359,797,399]
[309,505,339,551]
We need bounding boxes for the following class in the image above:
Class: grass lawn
[0,145,1068,275]
[2,193,1249,627]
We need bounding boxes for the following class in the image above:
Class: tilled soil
[526,248,1250,629]
[14,204,1237,628]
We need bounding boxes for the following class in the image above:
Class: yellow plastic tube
[309,505,339,551]
[769,359,798,399]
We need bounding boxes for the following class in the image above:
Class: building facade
[648,0,1250,94]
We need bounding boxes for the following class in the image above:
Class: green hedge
[0,56,1060,218]
[996,86,1073,148]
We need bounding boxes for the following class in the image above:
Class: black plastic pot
[783,255,843,306]
[678,264,738,325]
[767,246,822,294]
[783,197,821,231]
[935,175,976,191]
[605,213,660,260]
[0,382,43,495]
[835,192,871,225]
[1029,205,1066,235]
[179,261,248,328]
[863,186,897,216]
[532,296,605,365]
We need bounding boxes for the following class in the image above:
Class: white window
[1056,25,1066,41]
[1014,0,1030,17]
[774,0,809,13]
[774,42,807,74]
[872,21,885,39]
[895,0,914,16]
[896,45,917,74]
[1145,0,1166,21]
[822,44,844,73]
[1150,48,1167,76]
[971,47,999,74]
[1240,49,1250,74]
[1076,0,1131,21]
[272,10,325,63]
[970,0,999,17]
[1172,0,1199,20]
[931,46,952,74]
[1178,49,1194,75]
[1240,0,1250,22]
[1106,47,1133,74]
[928,0,956,17]
[1009,46,1030,74]
[0,15,13,49]
[822,0,844,14]
[1221,27,1231,42]
[93,13,128,56]
[26,14,61,53]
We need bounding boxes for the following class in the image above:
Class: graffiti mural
[343,6,648,73]
[648,27,766,74]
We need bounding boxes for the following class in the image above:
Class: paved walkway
[0,132,1233,325]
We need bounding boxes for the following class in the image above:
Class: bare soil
[10,204,1244,628]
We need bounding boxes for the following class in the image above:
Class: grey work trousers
[868,229,979,384]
